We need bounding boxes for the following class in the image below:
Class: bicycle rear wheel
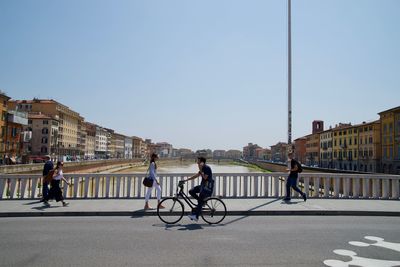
[157,197,184,224]
[201,197,227,224]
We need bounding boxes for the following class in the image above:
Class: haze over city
[1,0,399,150]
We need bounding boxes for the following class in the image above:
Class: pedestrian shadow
[31,205,58,211]
[281,200,302,205]
[222,198,283,226]
[23,201,42,205]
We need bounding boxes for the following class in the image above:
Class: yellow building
[332,123,359,171]
[8,99,84,159]
[0,92,11,163]
[356,120,381,173]
[379,106,400,174]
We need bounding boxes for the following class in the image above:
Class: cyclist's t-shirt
[200,164,214,193]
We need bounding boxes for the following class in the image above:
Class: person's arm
[62,176,71,186]
[287,160,298,172]
[185,172,200,182]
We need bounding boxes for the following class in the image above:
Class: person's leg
[189,185,201,201]
[194,191,210,219]
[144,180,155,209]
[155,183,164,208]
[42,181,49,201]
[285,177,292,200]
[290,177,307,201]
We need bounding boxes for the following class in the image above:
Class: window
[369,126,373,131]
[41,137,48,144]
[355,138,357,145]
[369,150,373,157]
[360,138,363,145]
[41,146,48,153]
[42,128,49,134]
[383,148,387,159]
[369,137,373,144]
[389,147,393,159]
[43,120,48,125]
[334,140,337,146]
[349,138,352,145]
[383,124,387,134]
[354,129,357,133]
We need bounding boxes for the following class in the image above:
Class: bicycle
[157,180,227,225]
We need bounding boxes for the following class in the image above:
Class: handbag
[142,177,153,187]
[142,165,153,187]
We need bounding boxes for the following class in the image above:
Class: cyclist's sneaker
[302,193,307,202]
[283,197,291,201]
[187,214,198,222]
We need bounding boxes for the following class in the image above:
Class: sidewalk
[1,198,400,217]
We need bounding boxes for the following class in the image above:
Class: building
[0,92,11,164]
[243,143,262,160]
[255,148,271,160]
[124,137,132,159]
[196,149,213,159]
[9,99,84,159]
[95,126,108,159]
[112,133,125,159]
[213,150,226,159]
[78,120,86,159]
[305,121,324,167]
[155,142,173,158]
[379,106,400,174]
[270,142,288,163]
[294,137,307,164]
[84,122,96,159]
[319,129,333,168]
[332,123,355,171]
[357,120,381,173]
[132,136,144,158]
[225,150,242,160]
[24,113,59,162]
[4,110,28,163]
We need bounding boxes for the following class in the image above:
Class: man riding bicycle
[182,157,214,222]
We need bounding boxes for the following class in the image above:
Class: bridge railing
[0,173,399,200]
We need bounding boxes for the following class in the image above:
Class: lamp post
[287,0,293,153]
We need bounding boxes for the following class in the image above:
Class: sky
[1,0,399,151]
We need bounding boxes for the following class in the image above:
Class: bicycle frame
[174,184,198,210]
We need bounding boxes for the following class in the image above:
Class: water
[157,163,259,173]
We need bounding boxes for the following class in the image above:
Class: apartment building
[379,106,400,174]
[8,99,84,158]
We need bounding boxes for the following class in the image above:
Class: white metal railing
[0,173,399,200]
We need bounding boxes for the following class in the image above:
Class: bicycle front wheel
[157,197,184,224]
[201,197,227,224]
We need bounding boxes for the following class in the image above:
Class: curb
[1,210,400,218]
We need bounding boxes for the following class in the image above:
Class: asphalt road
[1,216,400,267]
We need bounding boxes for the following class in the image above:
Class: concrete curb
[1,210,400,218]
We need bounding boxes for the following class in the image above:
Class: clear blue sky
[1,0,399,151]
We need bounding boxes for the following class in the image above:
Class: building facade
[294,137,307,164]
[243,143,262,160]
[9,99,84,158]
[0,93,11,164]
[357,121,381,173]
[124,137,132,159]
[319,130,333,168]
[271,142,288,163]
[379,106,400,174]
[84,122,96,159]
[95,126,108,159]
[24,113,59,161]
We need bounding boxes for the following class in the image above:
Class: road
[1,216,400,267]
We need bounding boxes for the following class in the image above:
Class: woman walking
[44,161,70,207]
[144,153,164,210]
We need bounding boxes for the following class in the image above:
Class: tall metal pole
[288,0,292,148]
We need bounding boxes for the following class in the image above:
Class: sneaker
[62,202,69,207]
[43,201,50,207]
[302,193,307,202]
[187,214,198,222]
[283,198,291,201]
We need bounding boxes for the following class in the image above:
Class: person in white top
[44,161,71,207]
[144,153,165,210]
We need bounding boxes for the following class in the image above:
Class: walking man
[284,152,307,202]
[41,155,53,202]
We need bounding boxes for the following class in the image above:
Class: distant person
[44,161,70,207]
[284,152,307,202]
[144,153,164,210]
[40,155,53,202]
[182,157,214,222]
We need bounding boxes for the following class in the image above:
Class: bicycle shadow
[153,222,222,231]
[222,198,282,226]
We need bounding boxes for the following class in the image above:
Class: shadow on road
[23,201,42,205]
[222,198,282,226]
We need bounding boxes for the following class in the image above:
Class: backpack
[296,161,303,173]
